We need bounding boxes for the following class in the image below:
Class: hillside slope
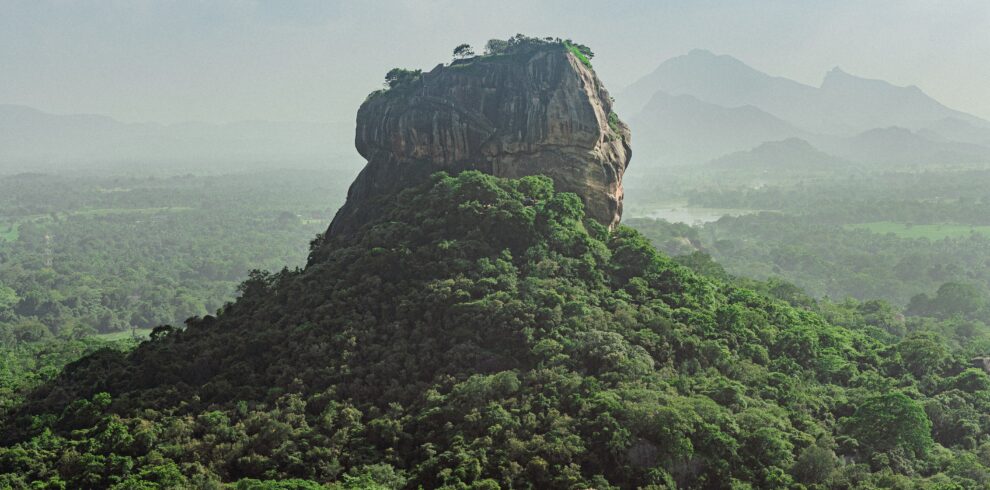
[817,126,990,165]
[1,171,987,488]
[708,138,847,170]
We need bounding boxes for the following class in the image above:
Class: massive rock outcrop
[328,42,631,236]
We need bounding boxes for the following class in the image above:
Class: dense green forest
[7,4,990,488]
[4,161,990,488]
[3,172,990,488]
[0,170,350,336]
[0,169,354,420]
[625,165,990,315]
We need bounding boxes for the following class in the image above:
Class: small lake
[628,203,759,225]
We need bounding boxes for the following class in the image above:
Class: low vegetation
[846,221,990,240]
[564,40,593,69]
[378,36,597,100]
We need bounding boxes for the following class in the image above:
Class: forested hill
[2,171,989,488]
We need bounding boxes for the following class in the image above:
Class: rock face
[328,45,631,236]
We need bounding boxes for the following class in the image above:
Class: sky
[2,0,989,124]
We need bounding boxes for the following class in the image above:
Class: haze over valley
[4,2,990,488]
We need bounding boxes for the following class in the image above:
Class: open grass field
[0,222,18,242]
[93,328,154,341]
[846,221,990,240]
[0,208,190,242]
[70,207,193,217]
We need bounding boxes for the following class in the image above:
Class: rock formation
[328,42,631,236]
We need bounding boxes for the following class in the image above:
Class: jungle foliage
[2,172,989,489]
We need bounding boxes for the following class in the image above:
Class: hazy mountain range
[622,49,990,168]
[0,104,356,173]
[4,49,990,173]
[708,137,847,170]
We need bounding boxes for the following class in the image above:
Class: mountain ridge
[621,50,988,135]
[707,137,847,170]
[620,50,990,167]
[0,104,356,170]
[628,90,806,166]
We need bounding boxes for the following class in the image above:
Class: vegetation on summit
[377,35,596,96]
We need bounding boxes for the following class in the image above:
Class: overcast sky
[3,0,989,123]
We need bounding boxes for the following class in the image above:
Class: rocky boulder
[328,42,631,236]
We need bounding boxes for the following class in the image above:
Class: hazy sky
[3,0,989,123]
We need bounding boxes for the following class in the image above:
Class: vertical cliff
[328,41,631,236]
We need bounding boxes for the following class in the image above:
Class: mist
[3,0,989,124]
[5,3,990,487]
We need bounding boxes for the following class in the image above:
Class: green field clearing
[846,221,990,239]
[71,207,193,217]
[0,208,193,242]
[94,328,154,341]
[0,222,18,242]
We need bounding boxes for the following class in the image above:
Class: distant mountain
[708,138,846,170]
[918,117,990,147]
[816,68,987,133]
[620,49,823,129]
[628,91,806,166]
[620,49,988,136]
[0,104,355,172]
[817,126,990,165]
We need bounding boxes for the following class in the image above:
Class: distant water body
[630,203,759,225]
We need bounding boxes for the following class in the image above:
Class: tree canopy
[1,172,989,488]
